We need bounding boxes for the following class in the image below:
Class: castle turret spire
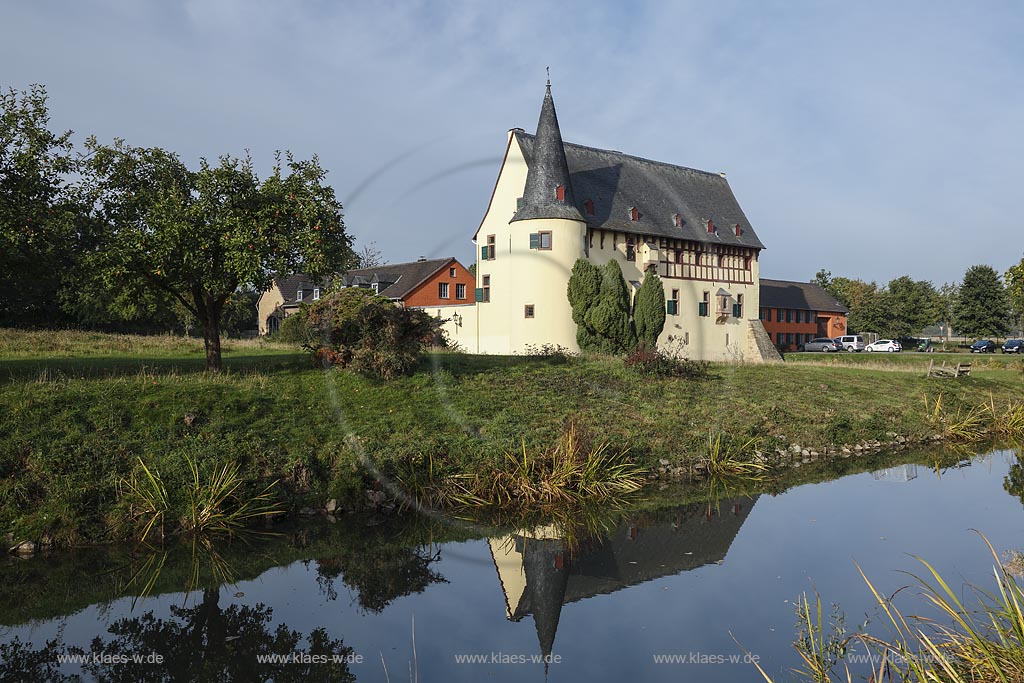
[512,81,584,223]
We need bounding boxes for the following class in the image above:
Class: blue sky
[3,1,1022,284]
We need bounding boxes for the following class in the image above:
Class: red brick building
[342,257,475,308]
[759,279,848,351]
[257,257,474,335]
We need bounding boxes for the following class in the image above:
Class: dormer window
[584,199,595,215]
[629,207,640,222]
[707,219,715,234]
[313,287,320,301]
[296,288,303,302]
[555,185,566,202]
[673,213,683,228]
[734,223,742,236]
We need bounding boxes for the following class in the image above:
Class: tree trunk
[203,317,223,372]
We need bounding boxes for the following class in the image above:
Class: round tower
[507,82,587,353]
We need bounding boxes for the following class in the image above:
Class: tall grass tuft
[792,587,852,683]
[923,393,989,442]
[180,456,283,534]
[120,455,282,540]
[396,419,647,511]
[120,458,170,541]
[987,393,1024,440]
[701,431,768,479]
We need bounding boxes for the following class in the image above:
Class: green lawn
[2,329,1021,545]
[787,348,1023,368]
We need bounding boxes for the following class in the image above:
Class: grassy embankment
[1,329,1022,546]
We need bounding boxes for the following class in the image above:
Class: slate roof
[759,278,849,314]
[514,130,765,249]
[275,274,327,305]
[339,257,456,300]
[511,83,585,223]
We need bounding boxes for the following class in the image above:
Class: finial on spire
[546,66,550,87]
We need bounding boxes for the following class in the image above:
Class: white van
[836,335,866,352]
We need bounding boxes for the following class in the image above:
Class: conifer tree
[634,267,666,348]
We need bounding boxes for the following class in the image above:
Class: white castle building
[429,83,779,362]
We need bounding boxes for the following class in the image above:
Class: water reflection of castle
[871,464,919,482]
[488,496,758,659]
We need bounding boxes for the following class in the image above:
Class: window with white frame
[438,282,449,299]
[313,288,320,301]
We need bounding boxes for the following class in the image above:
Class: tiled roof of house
[340,257,456,300]
[273,258,459,305]
[275,273,327,305]
[514,131,765,249]
[759,278,849,314]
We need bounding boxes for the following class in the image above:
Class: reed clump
[986,394,1024,440]
[923,393,988,442]
[396,419,647,511]
[701,432,769,479]
[119,454,282,540]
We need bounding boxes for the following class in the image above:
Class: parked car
[970,340,997,353]
[1002,339,1024,354]
[801,337,841,352]
[865,339,901,353]
[836,335,866,352]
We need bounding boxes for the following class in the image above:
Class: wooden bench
[927,360,971,378]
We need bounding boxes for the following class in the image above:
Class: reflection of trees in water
[314,542,446,613]
[1004,449,1024,505]
[0,588,356,682]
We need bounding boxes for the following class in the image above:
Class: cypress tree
[585,259,635,354]
[567,259,603,351]
[634,268,666,348]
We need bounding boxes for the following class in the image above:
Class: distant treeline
[813,263,1023,339]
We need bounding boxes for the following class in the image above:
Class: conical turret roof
[511,82,585,223]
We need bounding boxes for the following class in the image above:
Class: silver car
[836,335,866,352]
[802,337,841,352]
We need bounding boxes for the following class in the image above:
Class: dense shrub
[624,345,709,379]
[303,288,442,379]
[277,311,316,345]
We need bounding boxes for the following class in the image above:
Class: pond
[3,447,1024,682]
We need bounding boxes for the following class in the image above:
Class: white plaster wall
[474,133,585,355]
[418,303,479,353]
